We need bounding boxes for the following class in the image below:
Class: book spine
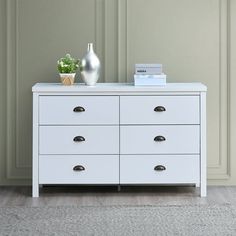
[135,64,162,68]
[135,67,162,75]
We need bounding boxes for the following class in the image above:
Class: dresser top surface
[32,83,207,93]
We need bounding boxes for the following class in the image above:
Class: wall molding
[5,0,105,180]
[95,0,105,83]
[119,0,231,180]
[6,0,31,179]
[15,0,31,170]
[208,0,230,179]
[117,0,128,82]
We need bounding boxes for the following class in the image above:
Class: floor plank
[0,186,235,207]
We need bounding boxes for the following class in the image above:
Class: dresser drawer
[120,96,199,124]
[120,125,199,154]
[120,155,199,184]
[39,126,119,154]
[39,155,119,184]
[39,96,119,125]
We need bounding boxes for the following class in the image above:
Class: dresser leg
[200,184,207,197]
[32,93,39,197]
[200,92,207,197]
[117,185,121,192]
[32,185,39,198]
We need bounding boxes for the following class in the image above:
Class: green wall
[0,0,236,185]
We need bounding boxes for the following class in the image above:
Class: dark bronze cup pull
[73,165,85,171]
[73,136,85,142]
[154,136,166,142]
[73,106,85,112]
[154,165,166,171]
[154,106,166,112]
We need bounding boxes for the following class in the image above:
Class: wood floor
[0,186,236,207]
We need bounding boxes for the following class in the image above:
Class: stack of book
[134,64,167,86]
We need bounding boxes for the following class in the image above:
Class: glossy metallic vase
[80,43,101,86]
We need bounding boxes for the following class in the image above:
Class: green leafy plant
[57,54,80,73]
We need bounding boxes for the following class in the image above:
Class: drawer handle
[154,136,166,142]
[73,106,85,112]
[73,136,85,142]
[154,106,166,112]
[73,165,85,171]
[154,165,166,171]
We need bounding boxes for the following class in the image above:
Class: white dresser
[32,83,207,197]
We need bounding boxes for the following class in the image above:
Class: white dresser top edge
[32,83,207,93]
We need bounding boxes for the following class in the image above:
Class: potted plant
[57,54,80,85]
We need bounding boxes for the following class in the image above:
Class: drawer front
[120,155,199,184]
[39,126,119,154]
[39,96,119,125]
[120,96,199,124]
[120,125,199,154]
[39,155,119,184]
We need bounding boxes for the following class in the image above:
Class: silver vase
[80,43,101,86]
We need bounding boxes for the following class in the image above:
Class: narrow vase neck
[87,43,94,53]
